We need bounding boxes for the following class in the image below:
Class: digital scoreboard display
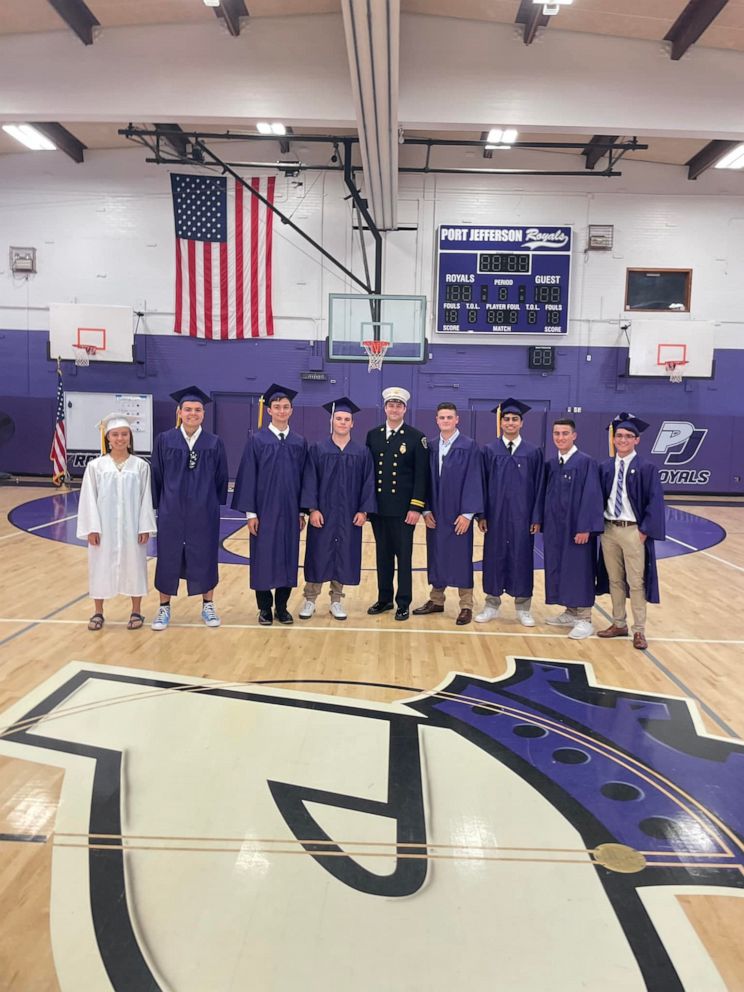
[436,225,572,335]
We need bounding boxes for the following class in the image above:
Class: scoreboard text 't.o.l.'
[436,225,572,335]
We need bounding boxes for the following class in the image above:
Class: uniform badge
[399,443,407,454]
[421,437,428,449]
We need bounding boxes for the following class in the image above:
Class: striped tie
[614,459,625,518]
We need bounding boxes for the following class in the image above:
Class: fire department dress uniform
[366,410,428,614]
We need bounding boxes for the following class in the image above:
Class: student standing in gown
[299,397,376,620]
[150,387,229,631]
[543,418,605,639]
[412,402,483,626]
[366,386,428,622]
[77,413,157,631]
[476,399,544,627]
[232,383,307,625]
[596,413,666,650]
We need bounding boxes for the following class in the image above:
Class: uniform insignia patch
[421,437,428,449]
[400,443,407,454]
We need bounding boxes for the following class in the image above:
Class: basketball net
[361,339,390,373]
[665,361,683,383]
[72,344,97,367]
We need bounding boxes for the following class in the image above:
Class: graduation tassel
[608,424,615,457]
[329,401,335,434]
[496,404,502,439]
[175,409,181,428]
[100,426,106,455]
[258,395,265,429]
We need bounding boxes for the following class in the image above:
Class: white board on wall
[64,392,153,453]
[627,320,715,378]
[49,304,134,363]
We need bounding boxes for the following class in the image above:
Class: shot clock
[437,225,571,335]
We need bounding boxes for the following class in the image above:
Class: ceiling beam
[515,0,550,45]
[33,122,86,163]
[685,139,740,179]
[153,123,190,157]
[583,135,619,171]
[215,0,250,38]
[46,0,99,45]
[664,0,729,61]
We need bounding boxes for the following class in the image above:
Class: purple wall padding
[1,331,742,492]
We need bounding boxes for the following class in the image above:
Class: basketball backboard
[627,320,714,380]
[327,294,427,364]
[49,303,135,364]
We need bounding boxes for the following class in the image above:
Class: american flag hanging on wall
[170,173,276,339]
[50,367,67,486]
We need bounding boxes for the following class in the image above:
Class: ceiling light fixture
[533,0,572,14]
[486,128,518,146]
[2,124,56,151]
[203,0,220,7]
[714,143,744,170]
[256,122,286,136]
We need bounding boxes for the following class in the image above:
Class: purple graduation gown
[542,450,605,608]
[481,439,544,599]
[151,428,228,596]
[232,428,307,590]
[301,437,376,585]
[425,434,484,589]
[596,454,666,603]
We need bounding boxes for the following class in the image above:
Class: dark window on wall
[625,269,692,312]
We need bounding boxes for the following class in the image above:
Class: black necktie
[559,456,564,467]
[507,441,514,455]
[279,432,285,442]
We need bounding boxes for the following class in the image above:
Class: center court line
[0,616,742,645]
[0,513,80,542]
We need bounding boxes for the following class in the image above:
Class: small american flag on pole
[50,368,67,486]
[170,173,276,339]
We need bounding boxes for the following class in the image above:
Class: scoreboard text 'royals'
[436,225,572,335]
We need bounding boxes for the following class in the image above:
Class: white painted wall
[1,144,743,349]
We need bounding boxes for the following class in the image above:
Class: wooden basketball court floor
[1,484,743,991]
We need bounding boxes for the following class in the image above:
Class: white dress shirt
[180,425,202,450]
[502,435,522,454]
[605,452,637,522]
[557,445,578,464]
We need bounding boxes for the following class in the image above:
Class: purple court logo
[651,420,710,485]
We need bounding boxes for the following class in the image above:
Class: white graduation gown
[76,454,157,599]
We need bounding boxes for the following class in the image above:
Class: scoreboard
[436,225,572,335]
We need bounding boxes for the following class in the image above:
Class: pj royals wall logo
[652,421,710,485]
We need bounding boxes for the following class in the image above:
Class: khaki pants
[566,606,592,622]
[430,586,474,609]
[303,580,345,603]
[601,522,647,634]
[485,594,532,612]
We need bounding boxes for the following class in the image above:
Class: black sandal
[87,613,104,631]
[127,613,145,630]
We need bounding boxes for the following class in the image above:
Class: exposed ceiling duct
[341,0,399,231]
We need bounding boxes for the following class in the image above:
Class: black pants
[256,588,291,611]
[370,515,415,609]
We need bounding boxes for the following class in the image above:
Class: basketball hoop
[665,361,686,383]
[72,344,98,367]
[361,339,390,373]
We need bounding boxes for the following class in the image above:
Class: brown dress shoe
[597,625,629,639]
[456,608,473,626]
[633,632,648,650]
[412,600,445,616]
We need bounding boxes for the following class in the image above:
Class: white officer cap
[382,386,410,406]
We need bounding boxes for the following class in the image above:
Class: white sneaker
[568,620,595,639]
[151,604,171,631]
[516,611,536,627]
[475,606,500,623]
[330,602,347,621]
[299,600,316,619]
[201,602,221,627]
[546,611,576,627]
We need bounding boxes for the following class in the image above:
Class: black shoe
[275,609,294,625]
[395,608,409,621]
[367,601,394,615]
[258,609,273,626]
